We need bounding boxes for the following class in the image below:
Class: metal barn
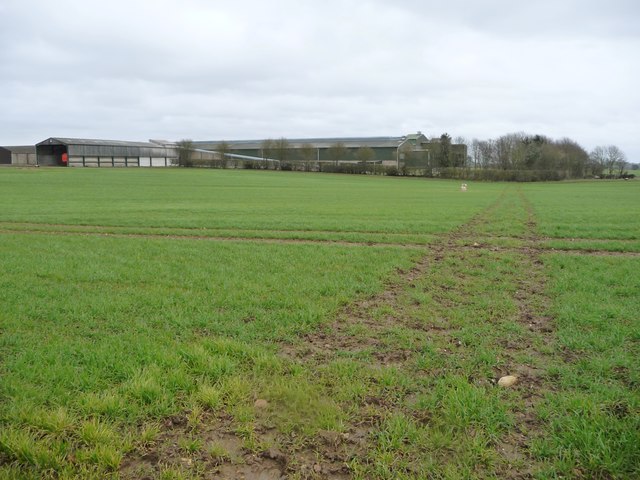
[0,147,9,165]
[35,138,178,167]
[194,136,403,165]
[194,132,468,169]
[0,146,37,166]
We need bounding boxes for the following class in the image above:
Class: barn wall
[0,147,37,165]
[14,153,38,165]
[0,148,10,164]
[37,139,178,167]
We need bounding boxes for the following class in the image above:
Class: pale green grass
[0,223,440,245]
[539,238,640,253]
[348,248,527,478]
[522,181,640,240]
[0,232,418,477]
[0,169,498,236]
[532,255,640,478]
[1,171,639,478]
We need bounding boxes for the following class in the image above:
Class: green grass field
[0,169,638,479]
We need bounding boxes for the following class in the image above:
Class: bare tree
[456,133,593,179]
[494,133,523,170]
[478,140,496,168]
[274,137,290,168]
[300,143,315,171]
[214,140,231,168]
[176,139,194,167]
[606,145,626,177]
[261,139,275,169]
[589,146,607,176]
[471,139,482,168]
[355,146,375,170]
[328,142,348,167]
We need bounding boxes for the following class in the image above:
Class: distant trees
[589,146,607,176]
[328,142,348,167]
[214,140,230,168]
[556,138,589,178]
[356,146,376,169]
[176,132,628,181]
[607,145,626,177]
[460,133,606,180]
[300,143,315,171]
[273,138,290,168]
[494,133,518,170]
[259,138,292,169]
[430,133,466,168]
[475,140,494,169]
[439,133,452,167]
[588,145,627,178]
[176,139,194,167]
[261,139,275,169]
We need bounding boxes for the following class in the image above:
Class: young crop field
[0,169,638,479]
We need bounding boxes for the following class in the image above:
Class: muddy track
[0,228,429,249]
[113,187,634,478]
[0,220,435,237]
[271,190,532,476]
[118,192,513,479]
[5,227,639,260]
[489,188,555,478]
[281,189,511,364]
[279,187,559,478]
[1,217,638,257]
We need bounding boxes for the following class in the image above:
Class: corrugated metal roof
[404,133,426,140]
[0,145,36,153]
[36,137,161,148]
[194,136,408,150]
[193,133,440,150]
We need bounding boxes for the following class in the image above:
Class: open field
[0,169,638,479]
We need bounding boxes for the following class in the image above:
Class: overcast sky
[1,0,638,160]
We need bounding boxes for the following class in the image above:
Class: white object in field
[498,375,518,387]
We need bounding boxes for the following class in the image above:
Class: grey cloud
[0,0,638,160]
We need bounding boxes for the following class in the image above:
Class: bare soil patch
[119,189,578,478]
[120,411,363,479]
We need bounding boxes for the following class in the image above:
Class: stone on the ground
[498,375,518,387]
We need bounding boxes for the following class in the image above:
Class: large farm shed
[195,132,468,169]
[195,136,404,165]
[35,138,180,167]
[0,146,37,166]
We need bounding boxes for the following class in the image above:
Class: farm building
[35,138,181,167]
[0,146,37,166]
[194,132,467,171]
[4,134,465,171]
[33,138,221,167]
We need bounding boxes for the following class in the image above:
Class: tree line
[463,133,631,181]
[176,134,633,182]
